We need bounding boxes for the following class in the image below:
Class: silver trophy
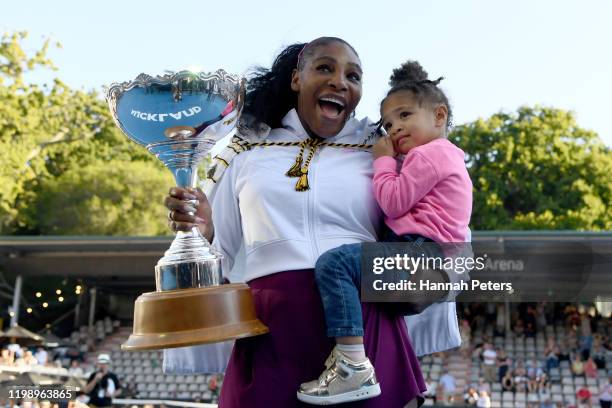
[106,70,268,350]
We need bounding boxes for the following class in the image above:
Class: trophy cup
[106,70,268,350]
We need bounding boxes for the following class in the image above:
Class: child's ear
[290,69,300,92]
[434,104,448,128]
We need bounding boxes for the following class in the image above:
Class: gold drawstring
[207,138,373,191]
[285,139,308,177]
[289,138,321,191]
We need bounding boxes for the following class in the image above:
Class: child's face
[380,91,446,154]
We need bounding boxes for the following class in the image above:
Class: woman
[164,37,460,407]
[572,354,585,376]
[544,336,560,372]
[584,357,598,378]
[497,349,511,382]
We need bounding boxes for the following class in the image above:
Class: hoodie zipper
[307,147,320,263]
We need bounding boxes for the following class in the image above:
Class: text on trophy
[130,106,202,122]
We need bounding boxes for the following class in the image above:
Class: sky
[3,0,612,147]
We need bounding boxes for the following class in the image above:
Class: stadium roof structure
[0,236,172,292]
[0,231,610,290]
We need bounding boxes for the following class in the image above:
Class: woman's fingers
[168,186,198,200]
[164,194,198,215]
[190,187,212,220]
[165,186,213,237]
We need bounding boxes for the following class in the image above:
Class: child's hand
[373,137,395,159]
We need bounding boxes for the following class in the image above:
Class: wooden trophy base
[122,283,269,351]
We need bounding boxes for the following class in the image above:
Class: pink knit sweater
[372,138,472,243]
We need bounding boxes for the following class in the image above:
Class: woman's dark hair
[381,60,452,130]
[242,37,359,130]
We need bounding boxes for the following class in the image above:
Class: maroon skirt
[218,270,426,408]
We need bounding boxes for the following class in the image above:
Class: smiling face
[381,90,447,154]
[291,41,362,138]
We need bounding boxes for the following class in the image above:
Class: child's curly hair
[381,60,453,130]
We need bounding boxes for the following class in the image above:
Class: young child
[297,61,473,405]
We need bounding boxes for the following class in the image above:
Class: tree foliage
[450,107,611,230]
[0,31,174,235]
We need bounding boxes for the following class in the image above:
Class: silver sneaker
[297,347,381,405]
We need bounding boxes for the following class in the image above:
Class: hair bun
[389,60,428,87]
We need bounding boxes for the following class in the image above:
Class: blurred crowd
[422,302,612,408]
[1,344,90,376]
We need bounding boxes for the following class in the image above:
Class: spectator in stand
[580,312,593,360]
[584,357,598,378]
[464,387,478,405]
[35,347,48,366]
[7,343,23,359]
[501,371,515,392]
[527,357,544,380]
[572,354,585,376]
[576,386,593,408]
[68,360,84,376]
[538,373,551,394]
[599,376,612,408]
[514,360,528,392]
[527,376,539,394]
[482,343,497,382]
[565,305,580,329]
[472,341,485,361]
[497,348,511,382]
[438,370,457,405]
[476,390,491,408]
[0,348,14,365]
[209,374,219,399]
[83,354,121,408]
[544,337,557,355]
[19,350,38,365]
[592,341,607,369]
[544,337,560,372]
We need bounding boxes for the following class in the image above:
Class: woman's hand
[164,187,214,242]
[372,137,395,159]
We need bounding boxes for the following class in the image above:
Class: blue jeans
[314,232,436,338]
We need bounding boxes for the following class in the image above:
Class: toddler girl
[297,60,472,405]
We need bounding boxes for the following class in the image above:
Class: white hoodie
[164,110,461,373]
[210,109,381,282]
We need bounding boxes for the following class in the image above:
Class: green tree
[450,106,611,230]
[23,161,172,235]
[0,31,177,235]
